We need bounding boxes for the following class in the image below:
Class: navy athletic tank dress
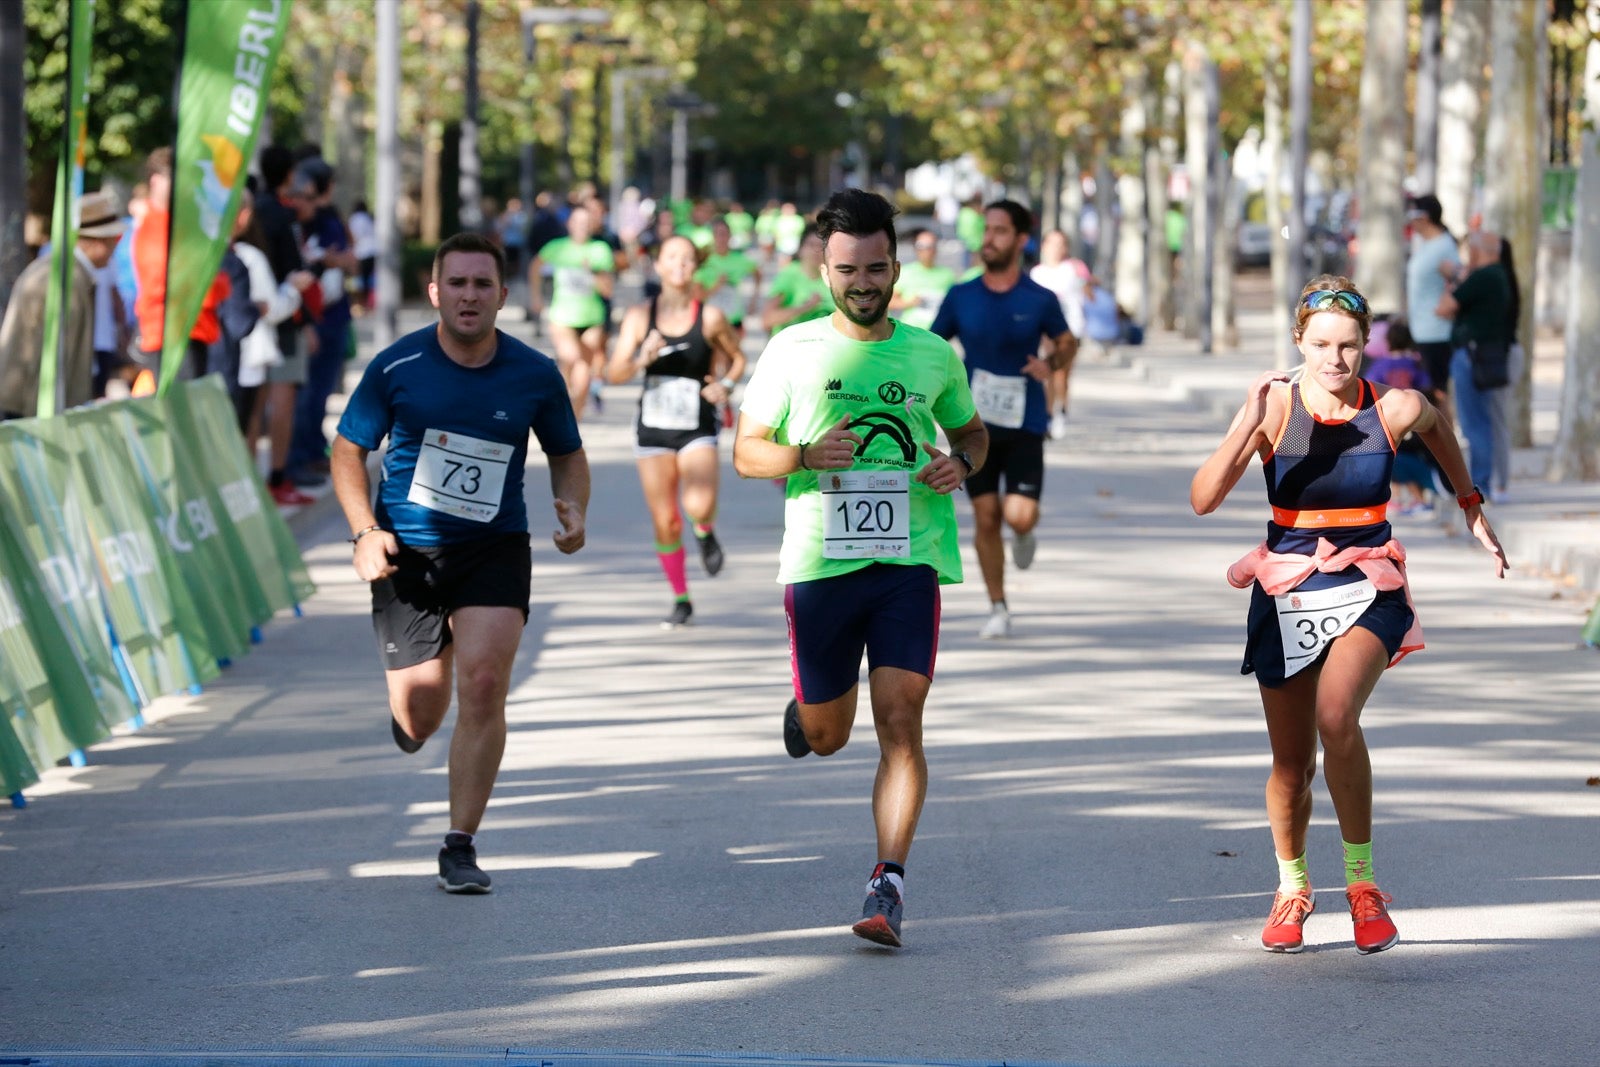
[634,299,719,451]
[1241,380,1416,687]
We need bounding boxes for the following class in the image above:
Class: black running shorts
[370,532,532,670]
[784,563,940,704]
[965,425,1044,500]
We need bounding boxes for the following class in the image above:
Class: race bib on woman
[1274,578,1377,678]
[641,376,703,430]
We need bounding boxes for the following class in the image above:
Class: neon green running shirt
[894,261,956,330]
[695,250,759,324]
[766,262,832,332]
[540,237,613,329]
[740,316,977,586]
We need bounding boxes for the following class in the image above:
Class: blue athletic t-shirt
[337,325,582,545]
[929,275,1069,436]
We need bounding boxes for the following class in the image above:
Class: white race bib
[640,375,703,431]
[1275,578,1377,678]
[708,283,743,318]
[821,470,910,559]
[408,428,512,523]
[971,368,1027,429]
[556,266,595,297]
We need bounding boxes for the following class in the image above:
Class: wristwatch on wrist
[1456,486,1485,510]
[951,450,975,479]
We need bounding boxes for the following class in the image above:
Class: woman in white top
[1029,230,1088,439]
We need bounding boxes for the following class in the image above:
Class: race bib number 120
[408,428,512,523]
[821,470,910,559]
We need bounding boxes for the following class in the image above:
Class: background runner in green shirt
[694,218,762,330]
[761,228,831,334]
[529,206,615,419]
[889,227,956,330]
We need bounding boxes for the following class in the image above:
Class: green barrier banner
[172,378,315,614]
[0,561,52,796]
[105,397,254,662]
[67,405,221,695]
[159,0,292,396]
[37,0,96,418]
[0,422,136,742]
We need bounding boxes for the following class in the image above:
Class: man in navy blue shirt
[931,200,1075,639]
[332,231,590,894]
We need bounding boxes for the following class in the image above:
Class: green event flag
[158,0,292,396]
[66,406,221,696]
[37,0,96,419]
[105,397,254,663]
[0,421,137,742]
[172,378,315,617]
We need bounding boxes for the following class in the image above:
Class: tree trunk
[1115,61,1148,325]
[1183,42,1218,351]
[1212,146,1238,351]
[1144,67,1172,336]
[1438,0,1490,236]
[421,120,443,245]
[374,0,400,350]
[1060,145,1083,249]
[1484,0,1547,449]
[458,0,483,233]
[1265,33,1295,369]
[0,1,26,309]
[1353,0,1408,311]
[1040,136,1061,234]
[1156,60,1182,332]
[1093,147,1116,277]
[1551,1,1600,481]
[1288,0,1311,314]
[1414,0,1443,194]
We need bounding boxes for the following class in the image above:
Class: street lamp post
[519,7,608,210]
[610,65,669,223]
[664,91,716,206]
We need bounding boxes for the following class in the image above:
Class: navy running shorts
[1241,577,1414,689]
[784,562,940,705]
[965,425,1044,500]
[371,532,532,670]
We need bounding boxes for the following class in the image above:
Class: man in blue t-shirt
[931,199,1074,639]
[332,232,589,895]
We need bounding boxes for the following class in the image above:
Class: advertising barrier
[0,378,314,797]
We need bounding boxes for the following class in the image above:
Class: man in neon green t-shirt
[734,188,988,949]
[760,227,831,334]
[694,217,762,332]
[724,202,756,250]
[530,205,614,419]
[888,227,956,330]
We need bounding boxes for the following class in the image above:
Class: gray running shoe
[437,832,492,894]
[1012,530,1037,570]
[852,873,904,947]
[783,698,812,758]
[662,600,693,629]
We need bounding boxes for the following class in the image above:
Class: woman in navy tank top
[1191,275,1506,957]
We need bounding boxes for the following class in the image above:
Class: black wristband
[796,441,810,470]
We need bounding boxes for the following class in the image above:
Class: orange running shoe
[1261,886,1316,953]
[1346,881,1399,954]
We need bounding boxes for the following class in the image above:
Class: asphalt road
[3,322,1598,1067]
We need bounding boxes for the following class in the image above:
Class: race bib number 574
[408,428,512,523]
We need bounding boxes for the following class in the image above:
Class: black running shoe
[391,714,423,754]
[662,600,693,629]
[698,531,725,576]
[852,873,904,947]
[437,832,492,894]
[783,698,812,758]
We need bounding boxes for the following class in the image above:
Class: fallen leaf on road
[1213,850,1238,857]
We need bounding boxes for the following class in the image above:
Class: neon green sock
[1342,839,1375,885]
[1276,852,1310,893]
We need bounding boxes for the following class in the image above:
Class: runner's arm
[527,255,543,314]
[331,434,399,581]
[595,271,615,301]
[1190,374,1286,514]
[942,413,989,477]
[604,305,650,384]
[547,447,591,555]
[1045,329,1078,371]
[703,305,747,387]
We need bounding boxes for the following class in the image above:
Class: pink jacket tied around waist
[1229,537,1425,664]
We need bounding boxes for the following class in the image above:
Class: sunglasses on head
[1301,288,1369,314]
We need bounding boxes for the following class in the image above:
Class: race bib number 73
[408,428,512,523]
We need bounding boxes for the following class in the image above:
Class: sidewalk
[1101,284,1600,595]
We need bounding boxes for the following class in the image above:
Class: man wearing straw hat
[0,190,127,420]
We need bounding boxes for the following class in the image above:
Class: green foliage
[23,0,184,202]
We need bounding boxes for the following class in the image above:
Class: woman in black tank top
[606,235,747,628]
